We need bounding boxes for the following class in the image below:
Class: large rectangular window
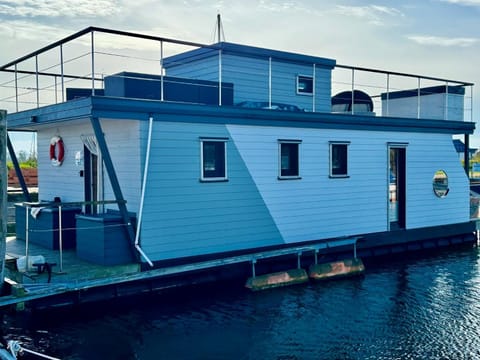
[279,140,301,179]
[330,142,349,177]
[200,138,228,181]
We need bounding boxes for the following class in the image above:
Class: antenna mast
[214,13,226,43]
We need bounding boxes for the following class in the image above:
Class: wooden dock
[0,236,361,309]
[2,236,140,307]
[5,236,140,284]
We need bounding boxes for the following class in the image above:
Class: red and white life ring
[49,135,64,166]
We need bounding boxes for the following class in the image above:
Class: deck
[2,236,140,307]
[5,236,140,285]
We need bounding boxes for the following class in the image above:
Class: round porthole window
[433,170,449,198]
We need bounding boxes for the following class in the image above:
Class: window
[279,140,301,179]
[200,138,228,181]
[297,75,313,95]
[330,142,349,177]
[432,170,449,198]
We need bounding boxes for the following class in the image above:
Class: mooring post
[0,110,7,293]
[251,259,256,278]
[297,252,302,269]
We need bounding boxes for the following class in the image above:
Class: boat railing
[0,26,473,122]
[15,199,129,274]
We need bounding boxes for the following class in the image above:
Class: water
[4,245,480,360]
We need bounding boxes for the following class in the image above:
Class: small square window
[279,140,301,179]
[330,142,349,177]
[297,75,313,95]
[201,139,227,181]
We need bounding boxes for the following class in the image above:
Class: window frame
[296,75,314,96]
[278,139,302,180]
[329,141,350,178]
[200,137,228,182]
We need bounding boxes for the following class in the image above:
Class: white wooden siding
[139,121,282,261]
[227,125,469,241]
[37,119,141,214]
[137,120,469,262]
[37,120,92,203]
[99,119,142,213]
[166,53,332,111]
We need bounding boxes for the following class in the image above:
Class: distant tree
[471,152,480,163]
[22,154,37,169]
[6,150,37,169]
[17,150,28,163]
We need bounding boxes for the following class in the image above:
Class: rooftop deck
[0,27,474,123]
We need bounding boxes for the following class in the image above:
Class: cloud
[0,20,70,42]
[439,0,480,6]
[333,5,404,26]
[258,0,298,12]
[0,0,120,18]
[408,35,478,47]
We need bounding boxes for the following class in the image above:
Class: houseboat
[0,26,476,308]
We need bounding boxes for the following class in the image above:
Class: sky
[1,0,480,152]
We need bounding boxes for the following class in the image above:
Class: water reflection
[5,245,480,360]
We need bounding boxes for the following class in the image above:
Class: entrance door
[84,146,99,214]
[389,146,406,230]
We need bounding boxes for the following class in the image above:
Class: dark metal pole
[465,134,470,177]
[89,116,137,260]
[6,135,31,202]
[0,110,7,292]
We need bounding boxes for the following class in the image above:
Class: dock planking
[4,236,139,290]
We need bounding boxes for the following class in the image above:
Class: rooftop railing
[0,27,474,122]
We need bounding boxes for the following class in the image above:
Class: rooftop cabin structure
[0,27,477,307]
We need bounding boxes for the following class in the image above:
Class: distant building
[453,139,477,162]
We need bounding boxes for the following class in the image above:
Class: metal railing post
[160,41,164,102]
[54,76,58,104]
[417,77,421,119]
[218,48,222,106]
[312,63,316,112]
[470,86,474,122]
[268,57,272,109]
[445,81,449,120]
[386,73,390,116]
[60,44,65,102]
[35,56,39,108]
[25,206,29,267]
[58,205,63,272]
[14,64,18,112]
[91,31,95,96]
[351,68,355,115]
